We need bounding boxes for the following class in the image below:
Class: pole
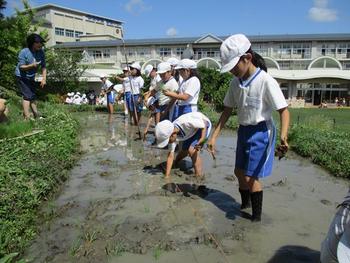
[118,36,142,140]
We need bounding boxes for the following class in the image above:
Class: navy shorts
[182,122,212,151]
[125,92,142,112]
[16,77,37,101]
[106,91,115,105]
[235,120,276,178]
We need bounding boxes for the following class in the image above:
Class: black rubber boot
[250,191,263,222]
[239,188,251,210]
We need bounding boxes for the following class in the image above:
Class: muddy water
[24,113,349,263]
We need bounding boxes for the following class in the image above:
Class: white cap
[175,59,197,70]
[146,96,157,107]
[155,120,174,148]
[68,92,74,96]
[220,34,251,73]
[130,62,141,71]
[82,94,86,98]
[123,66,129,71]
[157,62,171,74]
[166,57,179,67]
[76,92,81,95]
[143,64,154,77]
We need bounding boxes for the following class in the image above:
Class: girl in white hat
[163,58,200,120]
[155,111,211,179]
[127,62,144,125]
[208,34,290,222]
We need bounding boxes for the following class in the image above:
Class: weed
[153,245,163,260]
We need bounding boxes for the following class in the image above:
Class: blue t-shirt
[15,48,46,79]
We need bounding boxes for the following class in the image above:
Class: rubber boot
[250,191,263,222]
[239,188,251,210]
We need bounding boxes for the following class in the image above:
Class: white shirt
[101,79,114,92]
[123,77,131,93]
[169,112,211,152]
[223,68,288,126]
[149,74,162,91]
[155,77,179,106]
[130,76,144,94]
[177,76,200,106]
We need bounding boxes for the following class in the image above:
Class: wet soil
[23,113,349,263]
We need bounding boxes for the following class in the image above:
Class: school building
[32,4,124,47]
[56,33,350,107]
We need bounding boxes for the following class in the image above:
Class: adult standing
[208,34,290,222]
[15,33,46,120]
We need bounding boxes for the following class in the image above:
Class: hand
[194,143,203,151]
[162,90,170,96]
[40,79,46,88]
[275,136,288,160]
[207,139,216,154]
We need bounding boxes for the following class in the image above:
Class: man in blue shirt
[15,33,47,120]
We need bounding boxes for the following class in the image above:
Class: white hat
[220,34,251,73]
[68,92,74,97]
[167,57,179,67]
[337,233,350,263]
[155,120,174,148]
[146,96,157,107]
[143,64,154,77]
[175,59,197,70]
[157,62,171,74]
[130,62,141,71]
[123,66,129,71]
[76,92,81,95]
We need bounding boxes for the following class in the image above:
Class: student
[143,96,158,141]
[155,111,211,179]
[167,57,182,84]
[15,33,46,120]
[126,62,144,126]
[208,34,290,222]
[163,59,200,120]
[151,62,179,123]
[321,189,350,263]
[143,64,161,102]
[100,75,115,114]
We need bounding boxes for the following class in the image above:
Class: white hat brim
[220,57,240,73]
[337,233,350,263]
[157,138,169,148]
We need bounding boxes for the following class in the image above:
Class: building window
[92,50,102,59]
[337,43,350,58]
[65,29,74,38]
[55,27,64,36]
[251,43,268,56]
[75,31,83,38]
[292,43,311,58]
[127,48,136,57]
[176,47,185,56]
[278,43,292,59]
[279,61,291,70]
[137,48,151,57]
[320,43,336,57]
[158,47,171,57]
[103,49,111,58]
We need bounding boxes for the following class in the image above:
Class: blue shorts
[182,122,212,151]
[107,91,115,105]
[172,104,197,120]
[125,92,142,112]
[16,77,37,101]
[235,120,276,178]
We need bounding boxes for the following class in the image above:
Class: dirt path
[23,113,349,263]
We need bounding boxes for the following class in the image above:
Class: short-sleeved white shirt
[123,77,131,92]
[169,112,211,152]
[223,68,288,126]
[177,76,200,106]
[149,74,162,91]
[155,77,179,106]
[130,76,144,94]
[101,79,113,91]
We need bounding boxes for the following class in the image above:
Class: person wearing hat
[166,57,182,84]
[207,34,290,222]
[155,111,211,179]
[127,62,144,126]
[143,96,158,141]
[321,189,350,263]
[100,75,115,114]
[65,92,74,104]
[15,33,46,120]
[142,64,161,103]
[163,59,200,120]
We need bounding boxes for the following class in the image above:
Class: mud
[23,112,349,263]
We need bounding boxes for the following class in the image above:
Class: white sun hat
[220,34,251,73]
[130,62,141,71]
[175,59,197,70]
[157,62,171,74]
[123,66,129,71]
[167,57,179,67]
[143,64,154,77]
[155,120,175,148]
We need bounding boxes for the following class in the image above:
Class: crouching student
[208,34,290,222]
[143,96,158,141]
[155,112,211,179]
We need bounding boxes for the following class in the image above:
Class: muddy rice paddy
[23,112,349,263]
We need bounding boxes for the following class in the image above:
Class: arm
[165,151,175,178]
[207,106,233,153]
[278,107,290,150]
[195,126,207,151]
[163,90,190,101]
[20,63,38,71]
[40,68,47,88]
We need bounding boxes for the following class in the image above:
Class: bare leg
[234,168,249,190]
[22,100,32,119]
[188,147,202,177]
[174,149,188,167]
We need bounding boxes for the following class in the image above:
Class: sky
[4,0,350,39]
